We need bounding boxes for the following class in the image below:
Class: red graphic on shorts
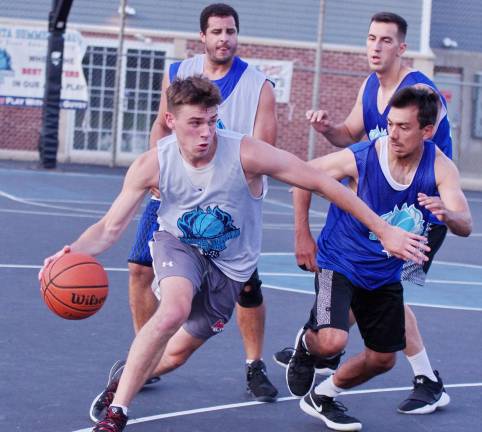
[211,319,225,333]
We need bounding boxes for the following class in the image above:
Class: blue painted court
[0,161,481,432]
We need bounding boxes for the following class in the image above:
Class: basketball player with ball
[39,76,430,432]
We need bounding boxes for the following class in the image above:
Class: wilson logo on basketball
[71,293,107,306]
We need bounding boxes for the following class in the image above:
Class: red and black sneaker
[92,406,128,432]
[89,360,125,422]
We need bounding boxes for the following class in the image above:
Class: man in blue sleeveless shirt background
[286,87,471,431]
[276,12,456,415]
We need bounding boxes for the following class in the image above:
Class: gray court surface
[0,160,481,432]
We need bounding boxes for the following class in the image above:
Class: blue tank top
[316,139,438,290]
[362,71,452,159]
[169,56,248,102]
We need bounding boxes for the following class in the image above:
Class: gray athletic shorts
[150,230,244,340]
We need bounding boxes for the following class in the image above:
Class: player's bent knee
[153,311,189,336]
[128,262,154,280]
[367,352,396,374]
[308,328,347,357]
[237,270,263,308]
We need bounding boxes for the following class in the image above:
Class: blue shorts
[128,198,160,267]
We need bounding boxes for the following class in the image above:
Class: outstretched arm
[39,150,159,278]
[242,137,430,263]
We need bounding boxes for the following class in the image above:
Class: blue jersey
[316,139,438,290]
[362,71,452,159]
[169,56,248,102]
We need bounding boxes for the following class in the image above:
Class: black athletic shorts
[306,269,406,353]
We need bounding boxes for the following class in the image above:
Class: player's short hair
[166,75,222,113]
[370,12,408,41]
[200,3,240,34]
[390,87,438,128]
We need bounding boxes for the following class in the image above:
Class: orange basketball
[40,252,109,320]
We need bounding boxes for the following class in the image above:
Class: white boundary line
[0,190,105,215]
[70,381,482,432]
[5,266,482,311]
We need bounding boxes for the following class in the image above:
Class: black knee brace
[237,269,263,308]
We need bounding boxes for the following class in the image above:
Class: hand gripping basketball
[38,245,71,281]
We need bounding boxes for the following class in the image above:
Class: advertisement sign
[247,58,293,103]
[0,25,88,109]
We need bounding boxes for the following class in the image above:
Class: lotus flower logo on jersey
[369,125,388,141]
[177,206,240,257]
[369,203,425,241]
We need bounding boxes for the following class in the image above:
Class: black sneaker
[89,360,125,422]
[246,360,278,402]
[286,328,315,397]
[274,347,343,376]
[398,370,450,414]
[300,390,362,431]
[92,406,128,432]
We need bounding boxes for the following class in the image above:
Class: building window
[121,49,164,153]
[73,45,165,154]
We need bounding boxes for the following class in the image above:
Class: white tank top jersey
[176,54,266,135]
[156,129,265,282]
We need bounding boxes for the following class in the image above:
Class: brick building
[0,0,434,166]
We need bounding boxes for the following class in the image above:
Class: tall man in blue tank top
[277,12,456,415]
[126,4,279,402]
[38,76,429,432]
[285,87,471,431]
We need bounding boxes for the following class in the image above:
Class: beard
[206,43,237,65]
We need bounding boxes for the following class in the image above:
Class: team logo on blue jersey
[216,118,226,129]
[369,203,424,241]
[369,125,388,141]
[177,205,240,257]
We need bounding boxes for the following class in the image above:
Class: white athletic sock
[111,404,128,416]
[314,375,343,398]
[246,359,262,365]
[406,348,437,381]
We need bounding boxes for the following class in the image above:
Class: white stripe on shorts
[316,269,333,326]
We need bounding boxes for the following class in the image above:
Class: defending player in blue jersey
[285,87,471,431]
[278,11,455,414]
